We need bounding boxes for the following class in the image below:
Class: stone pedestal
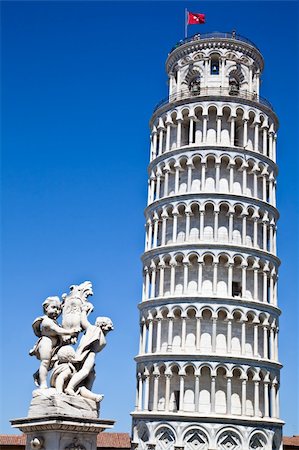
[28,389,99,419]
[11,390,114,450]
[11,416,114,450]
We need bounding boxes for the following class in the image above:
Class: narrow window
[232,281,242,297]
[174,390,180,410]
[210,55,220,75]
[189,76,201,95]
[192,122,196,144]
[234,127,240,147]
[229,76,240,95]
[156,135,160,151]
[174,70,178,84]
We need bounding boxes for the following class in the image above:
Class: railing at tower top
[169,32,260,54]
[153,87,273,113]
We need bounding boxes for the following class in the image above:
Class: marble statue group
[29,281,113,404]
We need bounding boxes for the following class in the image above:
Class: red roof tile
[283,436,299,447]
[0,434,26,445]
[0,433,130,448]
[1,434,298,449]
[97,433,131,448]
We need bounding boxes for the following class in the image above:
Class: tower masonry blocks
[131,33,283,450]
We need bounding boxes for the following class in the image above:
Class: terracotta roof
[0,435,26,445]
[283,436,299,447]
[97,433,131,448]
[0,433,131,448]
[1,434,298,448]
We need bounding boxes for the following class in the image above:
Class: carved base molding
[11,415,114,450]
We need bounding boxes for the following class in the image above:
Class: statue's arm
[80,309,91,331]
[43,318,77,336]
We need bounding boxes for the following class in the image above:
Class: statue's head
[56,345,75,363]
[42,296,62,319]
[95,316,114,334]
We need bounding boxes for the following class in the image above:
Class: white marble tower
[131,32,283,450]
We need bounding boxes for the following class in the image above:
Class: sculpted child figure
[65,310,113,402]
[50,346,76,393]
[29,296,79,389]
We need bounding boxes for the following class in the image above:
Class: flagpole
[185,8,188,39]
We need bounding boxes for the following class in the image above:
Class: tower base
[131,415,283,450]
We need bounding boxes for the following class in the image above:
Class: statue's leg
[78,386,103,403]
[33,369,40,387]
[84,367,95,390]
[39,359,50,389]
[65,353,96,395]
[55,368,71,393]
[37,337,53,388]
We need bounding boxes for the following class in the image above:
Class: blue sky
[1,0,298,437]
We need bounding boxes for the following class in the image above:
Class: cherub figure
[50,346,76,393]
[65,311,113,402]
[29,296,79,389]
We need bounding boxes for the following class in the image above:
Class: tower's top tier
[166,31,264,102]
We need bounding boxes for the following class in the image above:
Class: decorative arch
[155,426,176,450]
[217,429,243,450]
[249,432,268,450]
[137,422,149,444]
[228,65,245,83]
[183,428,209,450]
[184,67,202,95]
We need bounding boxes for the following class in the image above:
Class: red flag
[187,11,205,25]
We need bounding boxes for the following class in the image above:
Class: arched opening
[216,309,228,353]
[202,254,214,295]
[200,308,212,352]
[178,157,188,194]
[218,203,230,243]
[198,366,211,413]
[219,155,230,193]
[184,365,196,412]
[169,365,180,412]
[191,156,202,192]
[160,309,169,352]
[221,107,231,146]
[189,203,200,241]
[174,254,184,294]
[189,74,201,95]
[186,308,197,350]
[217,255,229,297]
[203,203,215,241]
[177,204,186,243]
[210,54,220,75]
[215,367,227,414]
[172,308,182,351]
[231,310,242,355]
[231,368,242,415]
[188,254,199,293]
[246,370,255,416]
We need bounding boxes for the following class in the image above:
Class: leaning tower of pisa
[131,32,283,450]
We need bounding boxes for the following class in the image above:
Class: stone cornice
[11,416,114,434]
[134,354,282,370]
[166,38,264,76]
[145,192,279,221]
[142,243,280,267]
[131,411,284,426]
[138,296,281,316]
[148,145,278,176]
[150,95,278,128]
